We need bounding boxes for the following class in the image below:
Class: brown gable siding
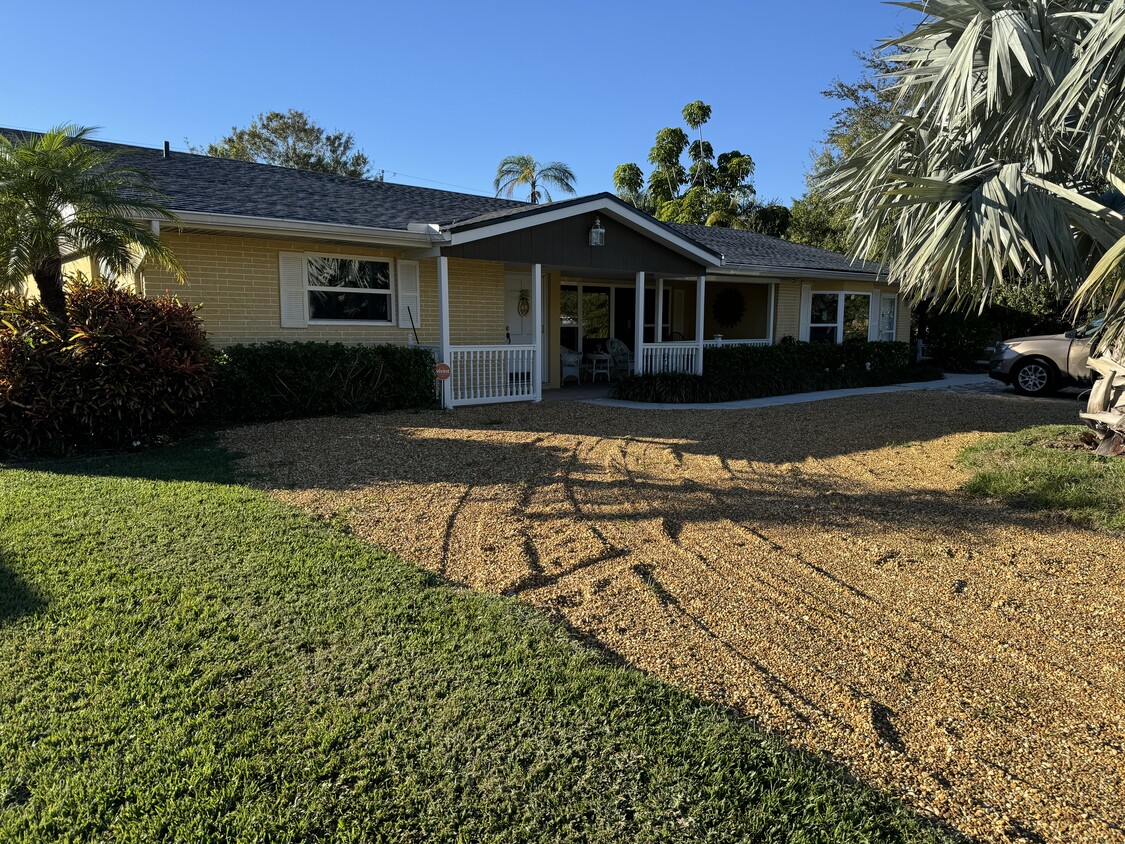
[442,214,708,277]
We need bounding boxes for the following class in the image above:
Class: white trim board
[157,210,438,249]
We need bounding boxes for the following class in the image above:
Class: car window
[1076,319,1105,340]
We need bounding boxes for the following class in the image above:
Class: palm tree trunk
[32,257,67,323]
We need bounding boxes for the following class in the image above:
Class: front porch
[433,194,726,407]
[559,276,775,380]
[428,193,896,408]
[438,265,777,406]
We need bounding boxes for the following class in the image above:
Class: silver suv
[989,320,1103,396]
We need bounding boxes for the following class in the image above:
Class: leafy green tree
[612,163,649,212]
[825,0,1125,447]
[741,202,792,239]
[613,102,764,230]
[193,110,375,179]
[682,100,713,190]
[493,155,577,204]
[0,125,183,322]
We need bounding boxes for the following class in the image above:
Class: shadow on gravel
[223,390,1082,491]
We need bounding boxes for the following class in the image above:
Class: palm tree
[493,155,577,204]
[0,125,183,321]
[826,0,1125,450]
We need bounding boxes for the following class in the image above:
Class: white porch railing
[640,341,699,374]
[639,338,774,375]
[702,338,771,348]
[448,345,537,406]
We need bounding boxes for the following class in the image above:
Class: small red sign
[435,362,451,381]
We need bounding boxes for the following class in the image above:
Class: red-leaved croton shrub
[0,279,216,456]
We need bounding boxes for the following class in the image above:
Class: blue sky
[2,1,919,203]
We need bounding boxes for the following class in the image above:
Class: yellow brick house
[25,134,907,407]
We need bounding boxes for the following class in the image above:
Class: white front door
[505,273,534,346]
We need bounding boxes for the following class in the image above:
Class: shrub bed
[0,283,215,456]
[212,341,437,423]
[613,341,941,404]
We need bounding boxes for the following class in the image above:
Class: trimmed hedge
[614,341,942,404]
[0,284,215,456]
[212,341,437,422]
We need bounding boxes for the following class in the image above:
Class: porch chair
[560,346,582,385]
[605,337,634,381]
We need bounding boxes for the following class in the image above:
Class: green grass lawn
[959,424,1125,532]
[0,437,954,843]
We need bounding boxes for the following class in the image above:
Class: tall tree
[612,163,649,212]
[825,0,1125,449]
[193,110,375,179]
[0,126,183,322]
[493,155,577,204]
[613,102,766,230]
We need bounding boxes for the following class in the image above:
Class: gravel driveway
[224,390,1124,843]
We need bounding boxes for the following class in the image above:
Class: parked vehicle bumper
[989,346,1019,383]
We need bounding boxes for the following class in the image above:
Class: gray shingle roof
[0,130,524,230]
[668,222,881,278]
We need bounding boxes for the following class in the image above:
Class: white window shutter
[397,260,421,329]
[278,252,307,328]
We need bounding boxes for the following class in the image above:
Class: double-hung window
[809,292,871,343]
[306,255,393,323]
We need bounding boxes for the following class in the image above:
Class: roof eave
[144,210,440,248]
[712,263,887,283]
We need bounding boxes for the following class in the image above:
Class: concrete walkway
[583,372,998,411]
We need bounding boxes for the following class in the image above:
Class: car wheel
[1012,359,1057,396]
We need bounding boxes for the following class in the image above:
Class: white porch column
[634,271,645,375]
[654,278,664,343]
[694,274,706,375]
[867,292,881,342]
[532,262,543,402]
[438,256,452,408]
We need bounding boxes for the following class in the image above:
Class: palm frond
[826,0,1125,345]
[493,155,576,203]
[0,124,184,299]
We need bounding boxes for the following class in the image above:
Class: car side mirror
[1064,330,1077,339]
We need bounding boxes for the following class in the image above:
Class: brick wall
[140,231,507,349]
[446,258,507,345]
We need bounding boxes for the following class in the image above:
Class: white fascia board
[448,197,722,267]
[711,264,887,283]
[149,210,438,249]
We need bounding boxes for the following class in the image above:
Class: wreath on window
[712,286,746,328]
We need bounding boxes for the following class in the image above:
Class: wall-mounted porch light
[589,217,605,247]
